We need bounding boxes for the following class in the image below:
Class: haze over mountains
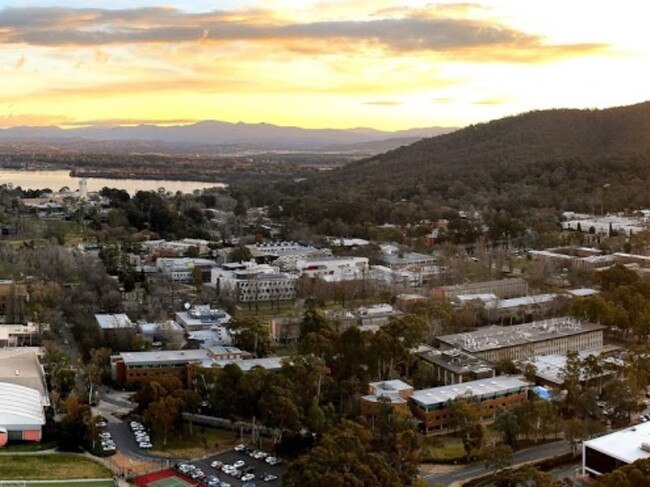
[0,121,455,154]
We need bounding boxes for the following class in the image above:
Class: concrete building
[95,314,136,336]
[138,321,184,345]
[212,262,297,303]
[437,278,529,301]
[156,257,215,283]
[0,322,48,347]
[175,305,231,332]
[436,318,605,363]
[78,178,88,200]
[246,241,330,271]
[582,422,650,476]
[0,348,49,446]
[296,257,369,282]
[410,376,529,433]
[418,348,496,385]
[562,212,646,236]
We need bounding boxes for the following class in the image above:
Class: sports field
[149,478,194,487]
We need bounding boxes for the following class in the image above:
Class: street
[419,440,572,486]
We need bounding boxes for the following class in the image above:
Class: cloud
[0,6,607,61]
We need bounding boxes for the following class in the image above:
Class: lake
[0,169,225,195]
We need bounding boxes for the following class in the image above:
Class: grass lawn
[151,423,240,458]
[15,482,115,487]
[0,454,112,480]
[421,436,466,462]
[0,441,57,452]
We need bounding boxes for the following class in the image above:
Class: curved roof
[0,382,45,426]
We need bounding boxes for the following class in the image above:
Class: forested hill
[264,101,650,225]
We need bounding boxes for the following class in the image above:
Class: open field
[0,454,112,481]
[150,424,239,458]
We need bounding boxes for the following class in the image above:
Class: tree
[596,457,650,487]
[229,317,272,357]
[58,394,91,451]
[229,246,252,263]
[284,421,404,487]
[83,348,111,405]
[447,399,484,459]
[482,441,513,475]
[144,395,184,446]
[563,417,587,456]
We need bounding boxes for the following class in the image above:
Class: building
[0,280,28,324]
[529,247,616,270]
[211,262,297,303]
[138,321,184,346]
[354,304,403,329]
[95,314,136,336]
[0,348,49,446]
[79,178,88,200]
[156,257,215,283]
[562,212,646,236]
[0,322,48,347]
[360,380,415,419]
[582,422,650,477]
[212,357,284,372]
[111,346,251,385]
[418,349,495,385]
[175,305,231,332]
[296,256,369,282]
[520,345,622,387]
[436,318,605,363]
[437,278,528,301]
[410,376,529,433]
[246,241,330,271]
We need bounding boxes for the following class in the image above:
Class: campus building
[211,262,297,303]
[436,318,605,363]
[582,422,650,476]
[418,348,496,385]
[296,257,369,282]
[436,278,528,301]
[360,380,415,420]
[175,305,231,332]
[410,376,530,433]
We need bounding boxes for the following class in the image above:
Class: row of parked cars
[175,463,231,487]
[130,420,152,449]
[234,444,282,466]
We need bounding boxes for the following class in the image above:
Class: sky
[0,0,649,130]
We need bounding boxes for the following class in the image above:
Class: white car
[241,474,255,482]
[233,460,245,469]
[139,442,153,449]
[234,444,246,452]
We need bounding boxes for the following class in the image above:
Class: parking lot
[180,446,286,487]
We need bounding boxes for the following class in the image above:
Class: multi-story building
[418,349,496,385]
[296,256,369,282]
[95,313,137,338]
[436,318,606,363]
[0,322,48,347]
[110,346,251,385]
[212,262,297,303]
[156,257,216,283]
[410,376,529,433]
[246,241,331,271]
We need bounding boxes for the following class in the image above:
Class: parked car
[234,460,245,469]
[234,444,246,452]
[211,460,223,469]
[241,474,255,482]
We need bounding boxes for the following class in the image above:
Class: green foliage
[595,457,650,487]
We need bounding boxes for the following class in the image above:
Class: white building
[95,314,135,332]
[247,241,330,271]
[296,256,369,282]
[211,262,297,303]
[583,422,650,477]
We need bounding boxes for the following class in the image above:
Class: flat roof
[95,314,134,330]
[419,349,494,375]
[0,348,48,402]
[213,357,283,371]
[119,349,211,366]
[369,379,413,392]
[437,318,605,353]
[411,376,529,407]
[493,294,559,309]
[584,422,650,465]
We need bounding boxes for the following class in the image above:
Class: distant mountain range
[0,121,456,154]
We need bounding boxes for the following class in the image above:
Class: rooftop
[95,313,135,330]
[419,349,494,375]
[584,421,650,465]
[118,349,212,366]
[213,357,284,372]
[437,318,606,353]
[0,382,46,426]
[411,376,529,407]
[0,348,48,403]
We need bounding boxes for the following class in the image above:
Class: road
[548,461,589,486]
[420,440,572,486]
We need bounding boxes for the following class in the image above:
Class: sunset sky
[0,0,649,130]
